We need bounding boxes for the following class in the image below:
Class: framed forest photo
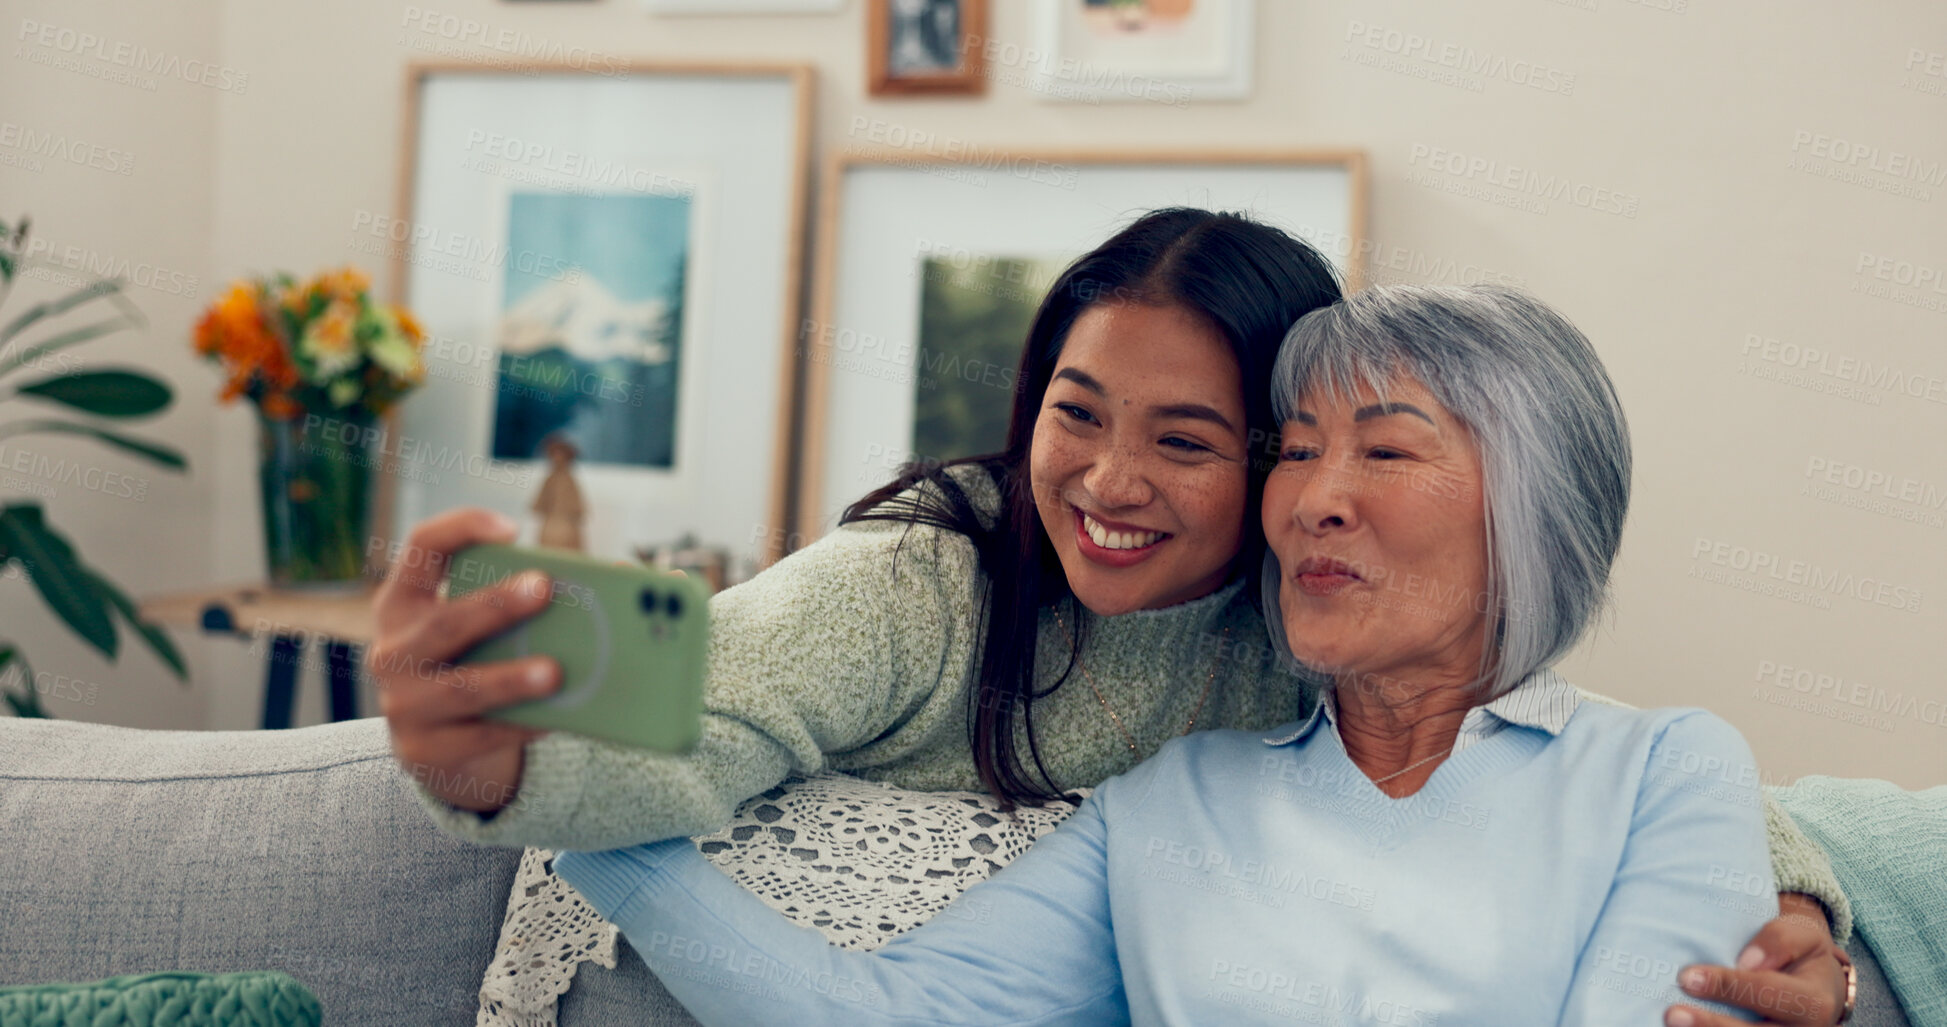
[796,149,1368,543]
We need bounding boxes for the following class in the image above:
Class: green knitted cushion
[0,971,319,1027]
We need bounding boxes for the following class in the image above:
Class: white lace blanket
[475,774,1088,1026]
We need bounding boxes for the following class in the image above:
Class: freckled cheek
[1031,431,1097,514]
[1173,469,1248,550]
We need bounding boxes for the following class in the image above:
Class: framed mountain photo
[384,62,812,567]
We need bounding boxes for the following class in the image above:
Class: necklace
[1052,605,1229,759]
[1368,746,1454,786]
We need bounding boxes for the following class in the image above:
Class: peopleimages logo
[1688,537,1924,613]
[0,122,135,175]
[1754,659,1946,732]
[17,237,199,296]
[1789,131,1945,186]
[14,19,249,92]
[1738,333,1947,407]
[1341,21,1577,95]
[1406,144,1639,218]
[397,7,629,76]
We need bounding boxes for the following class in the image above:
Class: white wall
[3,0,1941,788]
[2,0,224,729]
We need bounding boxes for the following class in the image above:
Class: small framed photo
[1031,0,1255,103]
[377,62,813,569]
[796,148,1367,541]
[868,0,988,96]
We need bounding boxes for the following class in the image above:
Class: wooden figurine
[533,432,586,552]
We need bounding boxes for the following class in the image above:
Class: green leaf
[3,686,51,719]
[0,419,187,470]
[12,370,172,418]
[83,568,187,682]
[0,315,142,379]
[0,277,123,347]
[0,504,116,660]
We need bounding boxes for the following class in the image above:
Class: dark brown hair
[842,207,1342,807]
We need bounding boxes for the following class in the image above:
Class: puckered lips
[1073,507,1172,568]
[1291,555,1364,597]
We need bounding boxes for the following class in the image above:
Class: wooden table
[139,583,378,729]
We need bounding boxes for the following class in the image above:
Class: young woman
[374,209,1852,1022]
[551,284,1789,1026]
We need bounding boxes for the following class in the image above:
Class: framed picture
[375,62,812,569]
[644,0,844,12]
[796,149,1368,544]
[868,0,988,95]
[1031,0,1255,102]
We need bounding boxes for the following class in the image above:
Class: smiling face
[1029,302,1250,616]
[1263,373,1492,688]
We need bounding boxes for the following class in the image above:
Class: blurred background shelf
[140,583,375,729]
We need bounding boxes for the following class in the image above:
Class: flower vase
[257,407,378,591]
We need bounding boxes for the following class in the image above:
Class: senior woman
[554,285,1794,1025]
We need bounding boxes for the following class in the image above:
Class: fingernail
[1680,967,1708,991]
[517,570,547,598]
[526,660,553,691]
[487,511,518,536]
[1737,944,1764,970]
[1667,1009,1694,1027]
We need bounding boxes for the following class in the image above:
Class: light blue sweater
[557,678,1776,1026]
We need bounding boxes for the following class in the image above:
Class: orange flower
[195,280,300,409]
[261,392,302,420]
[318,266,370,303]
[394,306,425,343]
[193,282,259,357]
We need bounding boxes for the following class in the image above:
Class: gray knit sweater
[410,464,1851,938]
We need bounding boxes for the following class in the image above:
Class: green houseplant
[0,217,189,717]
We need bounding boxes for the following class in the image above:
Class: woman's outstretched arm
[554,796,1127,1027]
[391,502,988,852]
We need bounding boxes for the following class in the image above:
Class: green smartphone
[445,542,709,754]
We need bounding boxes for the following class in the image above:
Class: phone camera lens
[666,593,684,618]
[639,588,659,613]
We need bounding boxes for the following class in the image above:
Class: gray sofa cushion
[1849,935,1915,1027]
[0,716,516,1025]
[559,934,698,1025]
[0,714,1913,1026]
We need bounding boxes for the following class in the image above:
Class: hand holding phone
[445,543,710,754]
[372,509,564,816]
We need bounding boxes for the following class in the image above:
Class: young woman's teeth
[1082,513,1164,550]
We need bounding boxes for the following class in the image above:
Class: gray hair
[1259,284,1631,699]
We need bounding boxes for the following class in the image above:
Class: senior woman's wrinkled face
[1263,374,1492,686]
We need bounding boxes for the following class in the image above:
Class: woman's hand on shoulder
[1664,896,1849,1027]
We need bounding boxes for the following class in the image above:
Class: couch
[0,715,1917,1026]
